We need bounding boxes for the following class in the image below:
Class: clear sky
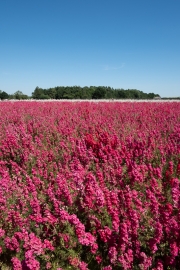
[0,0,180,97]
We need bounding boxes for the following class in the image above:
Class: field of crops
[0,101,180,270]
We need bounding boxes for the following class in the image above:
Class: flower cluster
[0,101,180,269]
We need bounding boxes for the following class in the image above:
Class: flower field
[0,101,180,270]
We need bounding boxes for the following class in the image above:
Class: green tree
[31,85,159,100]
[56,87,65,99]
[0,91,9,100]
[92,87,106,99]
[13,91,29,100]
[116,89,126,98]
[32,87,44,99]
[38,93,50,99]
[46,88,56,99]
[148,93,155,99]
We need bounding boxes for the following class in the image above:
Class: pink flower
[170,241,178,257]
[0,228,5,238]
[5,236,20,252]
[25,250,40,270]
[11,257,22,270]
[69,257,79,267]
[46,262,52,269]
[108,246,117,264]
[79,232,96,246]
[23,233,44,255]
[90,243,98,254]
[78,261,88,270]
[102,266,112,270]
[43,239,54,251]
[139,252,152,269]
[96,255,102,264]
[152,259,163,270]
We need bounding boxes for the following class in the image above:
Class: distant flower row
[1,99,180,102]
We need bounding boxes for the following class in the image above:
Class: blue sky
[0,0,180,97]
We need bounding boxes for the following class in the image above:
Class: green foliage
[92,87,106,99]
[0,86,161,100]
[31,86,160,100]
[13,91,29,100]
[32,87,46,99]
[0,90,9,100]
[2,90,29,100]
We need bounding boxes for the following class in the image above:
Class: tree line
[0,86,162,100]
[0,90,29,100]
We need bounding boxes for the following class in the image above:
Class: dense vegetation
[0,101,180,269]
[0,90,29,100]
[31,86,160,100]
[0,87,161,100]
